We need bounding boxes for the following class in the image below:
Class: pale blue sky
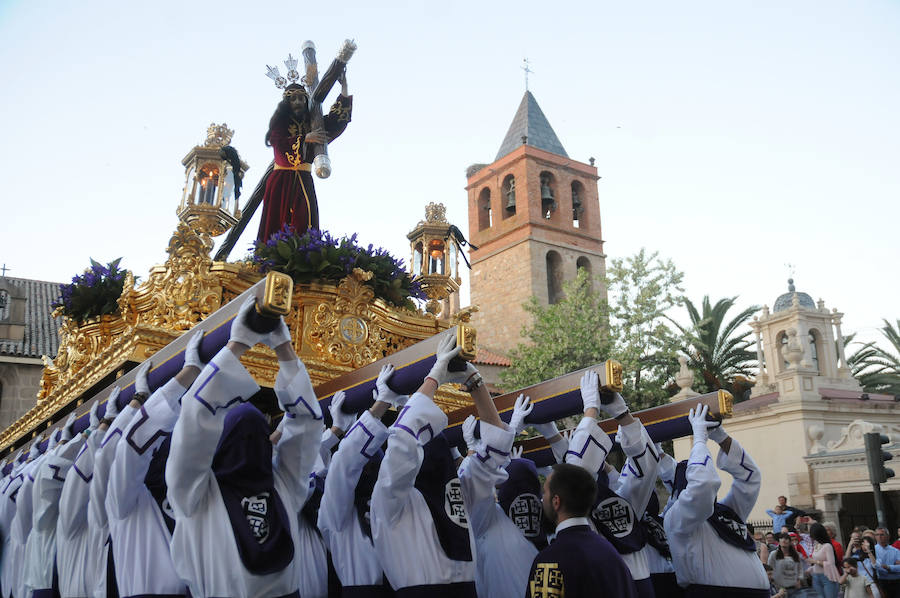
[1,0,897,351]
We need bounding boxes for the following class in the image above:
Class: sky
[0,0,898,353]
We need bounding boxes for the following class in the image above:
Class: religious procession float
[0,40,732,461]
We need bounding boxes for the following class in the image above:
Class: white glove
[104,386,121,420]
[47,429,60,451]
[580,370,601,413]
[183,328,205,369]
[61,411,77,442]
[511,445,524,459]
[229,297,267,348]
[28,437,42,461]
[450,446,462,460]
[688,403,718,444]
[89,399,102,429]
[329,391,357,433]
[533,420,561,441]
[263,317,292,349]
[134,361,152,396]
[445,361,479,388]
[508,394,533,434]
[707,421,728,444]
[462,415,478,452]
[375,364,408,408]
[598,392,629,420]
[426,333,462,386]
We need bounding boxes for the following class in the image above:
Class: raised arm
[458,419,515,537]
[57,404,105,540]
[269,320,325,513]
[710,425,761,521]
[88,385,138,532]
[372,333,463,524]
[33,416,85,532]
[564,371,614,476]
[663,404,721,537]
[612,418,660,517]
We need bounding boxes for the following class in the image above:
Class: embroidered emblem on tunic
[712,510,748,538]
[444,478,468,528]
[508,492,542,538]
[242,492,271,543]
[592,496,634,538]
[529,562,565,598]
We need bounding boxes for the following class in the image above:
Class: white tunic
[370,392,476,590]
[107,378,188,597]
[166,349,323,598]
[0,462,27,598]
[10,456,44,598]
[663,438,768,590]
[88,403,139,598]
[458,420,536,598]
[318,410,388,588]
[565,415,659,581]
[24,435,87,594]
[57,428,107,598]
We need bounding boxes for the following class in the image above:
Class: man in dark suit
[526,463,637,598]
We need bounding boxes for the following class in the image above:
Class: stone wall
[0,361,42,432]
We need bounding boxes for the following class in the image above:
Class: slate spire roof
[495,91,568,161]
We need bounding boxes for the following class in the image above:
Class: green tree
[605,249,685,409]
[500,269,612,390]
[847,319,900,395]
[501,249,684,411]
[670,296,759,395]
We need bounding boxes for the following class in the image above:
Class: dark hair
[775,536,800,562]
[548,463,597,517]
[810,523,837,561]
[763,563,773,572]
[265,84,307,147]
[843,557,858,567]
[861,536,877,555]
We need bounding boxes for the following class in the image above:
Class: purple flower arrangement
[251,225,425,309]
[52,258,127,322]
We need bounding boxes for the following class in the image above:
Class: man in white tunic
[106,329,205,598]
[25,413,85,598]
[166,298,323,598]
[318,365,408,597]
[10,438,49,598]
[58,401,106,598]
[0,449,27,598]
[565,370,661,598]
[89,375,144,598]
[662,404,768,597]
[370,333,478,597]
[457,392,538,598]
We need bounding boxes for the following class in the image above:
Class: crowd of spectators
[751,500,900,598]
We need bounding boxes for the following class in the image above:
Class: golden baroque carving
[132,221,222,331]
[306,269,390,368]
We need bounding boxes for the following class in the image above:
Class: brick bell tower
[466,91,606,357]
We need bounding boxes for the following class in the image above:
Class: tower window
[502,175,516,219]
[808,330,820,373]
[477,188,491,230]
[540,172,556,219]
[546,250,563,304]
[576,256,592,291]
[571,181,585,228]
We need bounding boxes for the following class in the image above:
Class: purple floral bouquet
[52,258,126,322]
[251,226,425,309]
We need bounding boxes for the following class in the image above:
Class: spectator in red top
[824,521,844,562]
[893,527,900,550]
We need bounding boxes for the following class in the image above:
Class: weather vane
[521,58,533,91]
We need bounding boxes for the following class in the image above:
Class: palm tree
[847,319,900,395]
[670,296,760,395]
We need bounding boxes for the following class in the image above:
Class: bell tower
[466,91,606,356]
